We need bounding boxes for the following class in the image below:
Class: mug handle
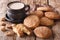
[25,5,30,12]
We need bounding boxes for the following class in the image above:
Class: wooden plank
[25,35,36,40]
[0,0,9,18]
[0,29,4,40]
[16,35,35,40]
[36,35,54,40]
[0,36,4,40]
[16,36,26,40]
[20,0,28,4]
[49,0,60,8]
[0,0,14,40]
[21,0,36,12]
[3,36,14,40]
[49,0,60,40]
[8,0,20,2]
[41,0,48,5]
[49,0,60,14]
[52,21,60,40]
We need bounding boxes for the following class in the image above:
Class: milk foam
[9,3,24,9]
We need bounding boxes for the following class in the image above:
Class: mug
[5,1,30,23]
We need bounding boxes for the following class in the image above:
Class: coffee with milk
[6,1,30,23]
[9,3,24,9]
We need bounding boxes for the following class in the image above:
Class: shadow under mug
[5,1,30,23]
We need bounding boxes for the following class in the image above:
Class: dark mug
[5,1,30,23]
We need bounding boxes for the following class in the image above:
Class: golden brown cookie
[30,10,43,18]
[34,26,52,38]
[45,12,60,19]
[37,6,52,11]
[40,17,54,26]
[24,15,40,29]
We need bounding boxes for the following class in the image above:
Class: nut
[5,31,15,36]
[1,22,6,26]
[6,24,12,29]
[1,17,6,21]
[0,26,7,32]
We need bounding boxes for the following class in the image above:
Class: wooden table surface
[0,0,60,40]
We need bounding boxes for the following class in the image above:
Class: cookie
[30,10,43,18]
[40,17,54,26]
[45,12,60,19]
[37,6,52,11]
[34,26,52,38]
[24,15,40,29]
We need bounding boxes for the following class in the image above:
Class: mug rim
[7,1,25,10]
